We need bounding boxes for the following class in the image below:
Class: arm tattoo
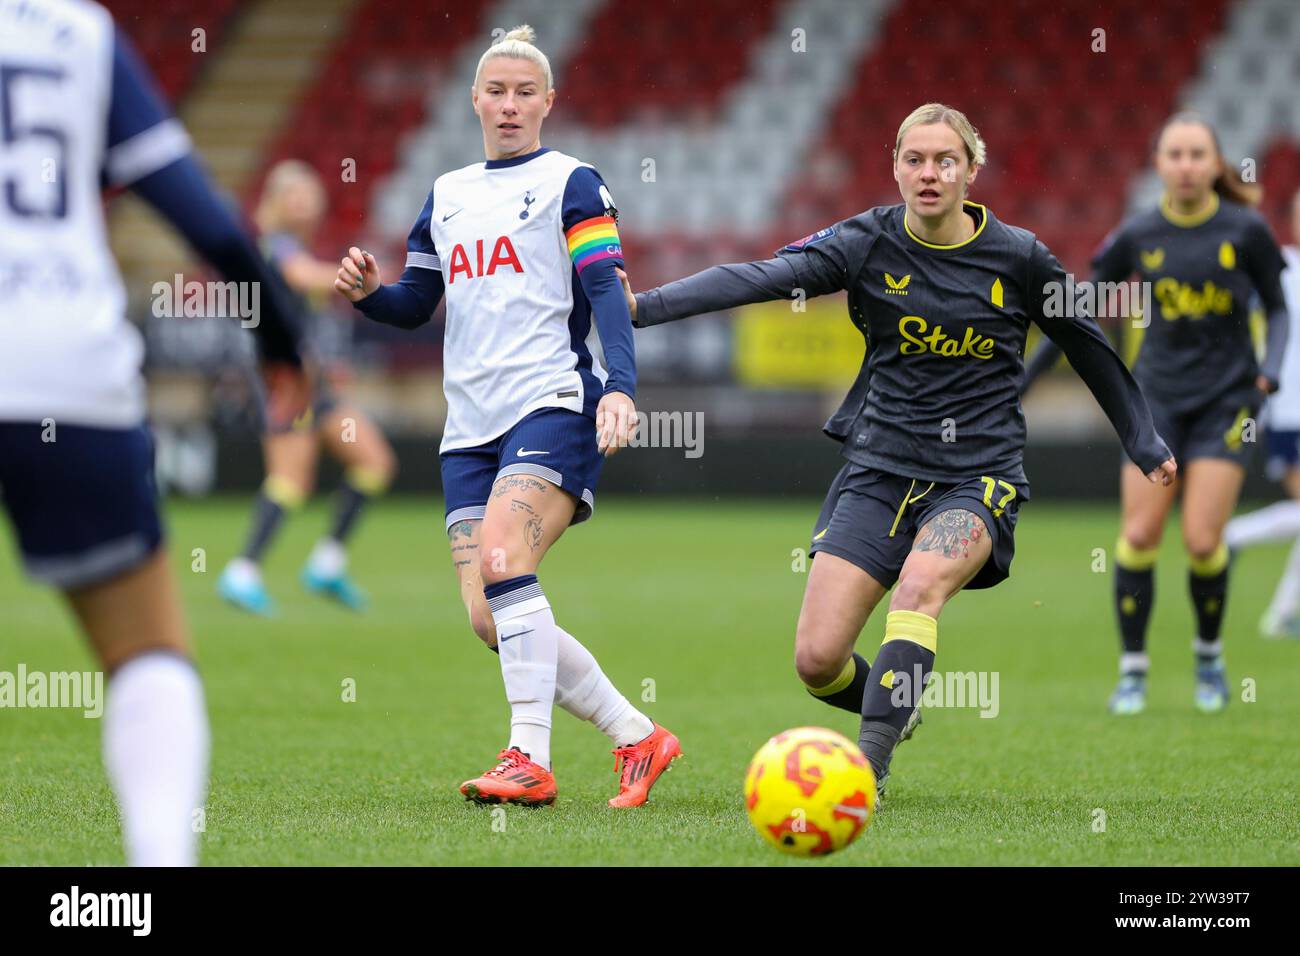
[915,509,985,560]
[491,476,550,499]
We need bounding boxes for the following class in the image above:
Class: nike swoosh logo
[442,209,462,222]
[516,448,549,457]
[813,528,828,541]
[499,628,533,643]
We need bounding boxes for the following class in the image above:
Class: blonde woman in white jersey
[336,27,681,808]
[1226,187,1300,636]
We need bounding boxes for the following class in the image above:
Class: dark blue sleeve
[354,268,445,329]
[103,28,192,187]
[562,166,635,398]
[129,155,304,364]
[352,190,445,329]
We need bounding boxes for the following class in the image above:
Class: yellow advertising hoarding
[733,298,865,388]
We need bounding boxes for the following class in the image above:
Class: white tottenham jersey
[1266,245,1300,429]
[406,148,626,453]
[0,0,189,427]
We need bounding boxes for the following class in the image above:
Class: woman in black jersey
[618,102,1176,804]
[1025,113,1289,717]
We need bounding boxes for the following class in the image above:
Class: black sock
[241,492,286,562]
[805,652,871,714]
[859,632,934,779]
[329,481,371,543]
[1189,566,1229,660]
[1115,565,1155,658]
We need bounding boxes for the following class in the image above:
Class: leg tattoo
[449,519,477,571]
[915,509,985,560]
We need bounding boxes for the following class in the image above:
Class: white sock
[223,557,261,585]
[307,538,347,577]
[1193,638,1223,659]
[1119,652,1150,675]
[553,627,654,747]
[103,652,209,867]
[487,577,558,770]
[1267,536,1300,619]
[1225,501,1300,548]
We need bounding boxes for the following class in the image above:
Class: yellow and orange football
[743,726,877,856]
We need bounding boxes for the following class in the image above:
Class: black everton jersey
[1092,194,1289,413]
[635,202,1170,489]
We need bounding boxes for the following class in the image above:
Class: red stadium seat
[562,0,780,128]
[780,0,1232,276]
[247,0,492,258]
[103,0,245,105]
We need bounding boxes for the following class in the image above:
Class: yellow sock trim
[263,475,306,510]
[1189,542,1229,577]
[883,610,938,654]
[805,656,856,697]
[345,465,390,496]
[1115,537,1159,571]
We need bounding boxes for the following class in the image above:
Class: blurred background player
[217,159,396,615]
[0,0,305,864]
[621,103,1175,798]
[1224,185,1300,637]
[334,26,681,808]
[1024,113,1290,715]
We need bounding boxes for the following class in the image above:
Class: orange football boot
[459,747,557,807]
[609,723,682,808]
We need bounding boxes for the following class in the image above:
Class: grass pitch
[1,497,1297,865]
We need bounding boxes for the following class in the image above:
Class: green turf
[1,497,1297,865]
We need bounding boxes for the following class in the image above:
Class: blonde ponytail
[475,24,553,90]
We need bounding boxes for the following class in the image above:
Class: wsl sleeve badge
[780,226,836,254]
[599,182,619,223]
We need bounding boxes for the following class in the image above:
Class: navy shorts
[0,422,164,589]
[440,408,603,530]
[1145,390,1263,468]
[809,462,1023,591]
[1264,428,1300,481]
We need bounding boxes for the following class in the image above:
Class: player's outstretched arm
[625,218,870,328]
[108,27,304,367]
[628,257,804,328]
[1029,240,1176,485]
[337,188,446,330]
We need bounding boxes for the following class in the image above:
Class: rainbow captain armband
[566,215,623,274]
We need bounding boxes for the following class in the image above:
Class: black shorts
[248,360,340,436]
[0,422,164,589]
[1145,390,1263,468]
[809,463,1023,591]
